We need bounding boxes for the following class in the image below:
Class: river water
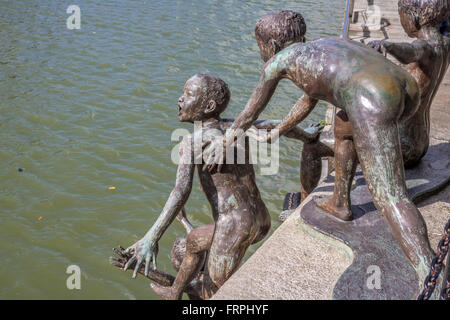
[0,0,345,299]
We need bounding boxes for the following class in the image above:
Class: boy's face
[256,36,299,62]
[178,76,206,123]
[256,36,276,62]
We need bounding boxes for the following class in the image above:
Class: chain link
[441,264,449,300]
[288,193,294,210]
[417,219,450,300]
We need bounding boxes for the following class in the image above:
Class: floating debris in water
[37,216,43,221]
[18,168,23,172]
[108,186,116,190]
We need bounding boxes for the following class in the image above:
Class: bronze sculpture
[112,4,449,297]
[303,0,450,233]
[318,0,450,218]
[114,71,320,299]
[202,11,435,282]
[299,1,450,206]
[120,74,274,300]
[368,0,450,167]
[302,0,450,199]
[112,11,317,300]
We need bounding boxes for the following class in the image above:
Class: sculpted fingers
[124,245,135,256]
[145,254,151,276]
[152,252,157,270]
[133,256,144,278]
[367,40,383,53]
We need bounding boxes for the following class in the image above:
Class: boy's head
[255,10,307,62]
[178,74,230,123]
[398,0,450,37]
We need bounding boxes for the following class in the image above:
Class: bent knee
[186,224,214,253]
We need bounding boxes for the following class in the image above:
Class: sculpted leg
[316,111,356,220]
[300,131,334,201]
[202,212,255,299]
[151,223,214,300]
[350,114,434,282]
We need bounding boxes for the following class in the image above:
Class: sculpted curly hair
[398,0,450,28]
[196,74,230,117]
[255,10,307,48]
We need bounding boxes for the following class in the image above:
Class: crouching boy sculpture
[117,74,274,300]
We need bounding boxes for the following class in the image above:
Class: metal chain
[417,219,450,300]
[441,263,449,300]
[288,193,294,210]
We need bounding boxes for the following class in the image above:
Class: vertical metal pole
[333,0,354,129]
[342,0,353,39]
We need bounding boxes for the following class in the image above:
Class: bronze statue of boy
[115,71,321,299]
[118,74,273,300]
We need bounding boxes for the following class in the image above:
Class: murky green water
[0,0,345,299]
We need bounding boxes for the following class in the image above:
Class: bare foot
[314,196,353,221]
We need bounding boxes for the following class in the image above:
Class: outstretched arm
[124,136,195,277]
[254,94,318,144]
[248,120,322,143]
[144,142,194,241]
[222,118,323,143]
[273,94,319,138]
[225,76,281,145]
[254,120,322,142]
[367,39,432,65]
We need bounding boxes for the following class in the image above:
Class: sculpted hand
[245,126,270,142]
[367,40,390,57]
[304,123,324,143]
[124,237,159,278]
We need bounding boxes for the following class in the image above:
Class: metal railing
[342,0,355,39]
